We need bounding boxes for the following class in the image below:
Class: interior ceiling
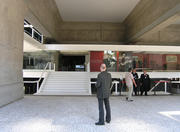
[55,0,140,22]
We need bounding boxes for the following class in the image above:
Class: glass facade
[90,51,180,72]
[23,51,180,72]
[23,51,55,70]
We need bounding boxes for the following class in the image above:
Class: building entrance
[60,56,85,71]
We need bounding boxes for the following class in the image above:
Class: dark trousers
[141,86,148,95]
[133,85,137,95]
[98,98,111,123]
[133,80,139,96]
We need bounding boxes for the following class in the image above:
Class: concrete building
[1,0,180,106]
[1,1,180,131]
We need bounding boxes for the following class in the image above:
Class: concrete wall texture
[0,0,65,107]
[57,22,125,43]
[0,0,26,107]
[124,0,180,42]
[24,0,62,42]
[136,24,180,45]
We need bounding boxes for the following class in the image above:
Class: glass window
[23,52,53,70]
[90,51,180,72]
[24,20,43,43]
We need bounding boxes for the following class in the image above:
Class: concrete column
[0,0,26,107]
[85,53,90,72]
[52,51,60,71]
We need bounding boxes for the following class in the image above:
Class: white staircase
[36,72,91,95]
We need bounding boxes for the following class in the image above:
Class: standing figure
[125,68,137,101]
[140,70,151,96]
[132,68,139,96]
[95,64,112,125]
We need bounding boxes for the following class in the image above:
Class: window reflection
[90,51,180,72]
[23,52,54,70]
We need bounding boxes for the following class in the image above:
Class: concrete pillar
[0,0,26,107]
[52,51,60,71]
[85,53,90,72]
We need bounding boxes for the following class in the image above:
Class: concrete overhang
[44,44,180,54]
[23,33,45,52]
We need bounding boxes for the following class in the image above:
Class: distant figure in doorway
[132,68,139,96]
[95,64,112,125]
[140,70,151,96]
[125,68,137,102]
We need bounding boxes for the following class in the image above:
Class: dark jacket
[140,74,151,90]
[95,71,112,99]
[132,72,139,86]
[132,72,139,80]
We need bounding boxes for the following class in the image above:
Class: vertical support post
[41,35,43,44]
[115,82,118,95]
[37,82,39,93]
[32,28,34,39]
[165,81,167,93]
[54,63,55,71]
[49,62,51,70]
[29,57,31,65]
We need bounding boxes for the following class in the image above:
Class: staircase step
[43,88,89,90]
[43,89,89,91]
[38,72,91,95]
[36,91,90,95]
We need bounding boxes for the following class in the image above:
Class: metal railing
[24,20,43,43]
[149,80,169,95]
[23,62,55,94]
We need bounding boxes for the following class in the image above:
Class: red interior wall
[90,51,104,72]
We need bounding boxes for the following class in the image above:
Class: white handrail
[149,80,169,94]
[36,62,54,93]
[23,62,55,93]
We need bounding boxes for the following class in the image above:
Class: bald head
[100,64,106,72]
[143,70,147,74]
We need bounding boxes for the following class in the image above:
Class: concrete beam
[136,24,180,45]
[124,0,180,42]
[44,44,180,54]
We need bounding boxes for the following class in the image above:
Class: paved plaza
[0,95,180,132]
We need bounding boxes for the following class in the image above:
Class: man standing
[132,68,139,96]
[95,64,112,125]
[125,68,137,101]
[140,70,151,96]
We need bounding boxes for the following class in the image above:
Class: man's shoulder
[99,71,111,77]
[98,72,104,77]
[97,72,101,77]
[107,72,111,75]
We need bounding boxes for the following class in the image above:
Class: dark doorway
[61,56,85,71]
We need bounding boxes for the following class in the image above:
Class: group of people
[95,63,151,125]
[126,68,151,101]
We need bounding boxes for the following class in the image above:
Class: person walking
[125,68,137,101]
[95,64,112,125]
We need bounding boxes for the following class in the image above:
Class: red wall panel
[90,51,104,72]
